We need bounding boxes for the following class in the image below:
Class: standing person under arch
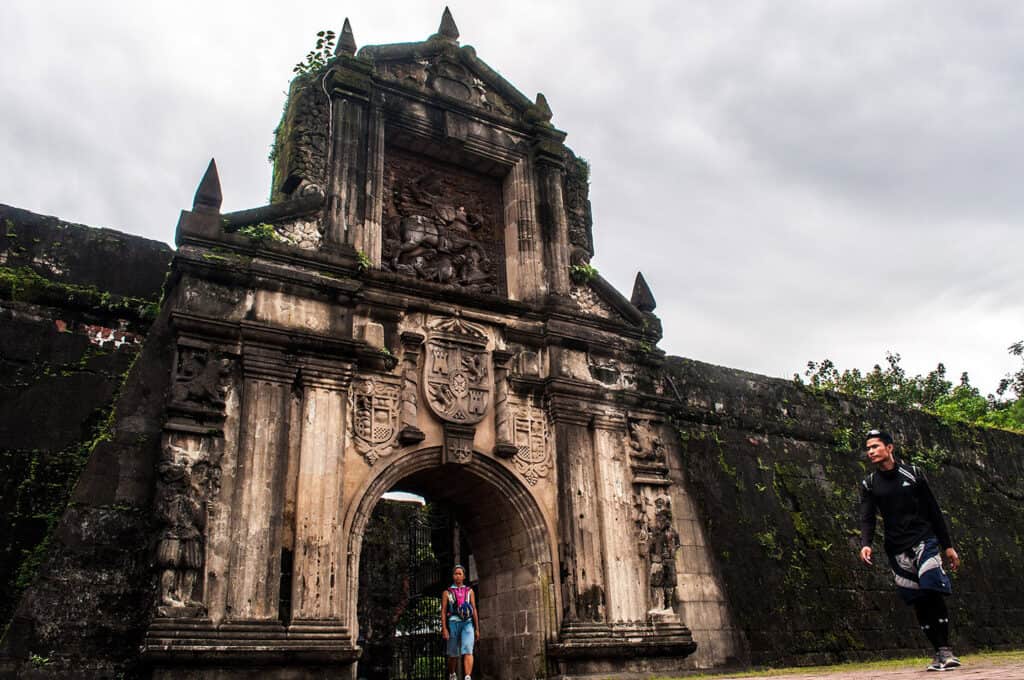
[441,564,479,680]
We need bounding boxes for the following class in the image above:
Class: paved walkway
[709,657,1024,679]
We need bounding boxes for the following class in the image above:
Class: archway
[347,448,556,680]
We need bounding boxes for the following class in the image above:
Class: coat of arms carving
[512,406,550,486]
[424,317,491,425]
[350,376,401,465]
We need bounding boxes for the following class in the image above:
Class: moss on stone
[0,266,158,323]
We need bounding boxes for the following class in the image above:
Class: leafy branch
[293,30,336,76]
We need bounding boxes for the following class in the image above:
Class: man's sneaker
[926,651,945,672]
[448,673,457,680]
[938,647,961,669]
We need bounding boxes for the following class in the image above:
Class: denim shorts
[446,617,475,656]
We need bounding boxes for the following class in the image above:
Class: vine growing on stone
[293,30,336,76]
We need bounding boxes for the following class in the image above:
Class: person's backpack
[447,587,473,620]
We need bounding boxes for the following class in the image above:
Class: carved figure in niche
[171,348,232,408]
[387,172,492,290]
[629,419,667,464]
[633,494,652,555]
[155,441,221,613]
[648,494,680,611]
[351,377,401,466]
[381,146,504,295]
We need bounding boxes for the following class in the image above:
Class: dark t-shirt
[859,462,952,554]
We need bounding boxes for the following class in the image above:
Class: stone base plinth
[548,621,697,677]
[142,618,360,678]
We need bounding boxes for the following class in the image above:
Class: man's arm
[858,479,877,565]
[470,589,480,640]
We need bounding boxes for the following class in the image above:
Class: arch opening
[350,449,554,680]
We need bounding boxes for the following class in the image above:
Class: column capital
[242,349,295,382]
[297,357,355,391]
[399,331,425,349]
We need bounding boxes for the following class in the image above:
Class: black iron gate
[358,501,453,680]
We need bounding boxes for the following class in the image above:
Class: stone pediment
[357,12,551,126]
[570,274,651,329]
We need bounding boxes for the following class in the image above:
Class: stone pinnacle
[437,7,459,41]
[535,92,553,120]
[631,272,657,312]
[335,18,356,56]
[193,158,222,213]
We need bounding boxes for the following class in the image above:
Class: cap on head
[453,563,465,574]
[865,429,893,446]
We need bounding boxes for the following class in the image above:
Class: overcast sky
[3,1,1022,393]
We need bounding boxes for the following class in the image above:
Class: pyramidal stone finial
[437,7,459,41]
[193,158,222,213]
[335,18,356,56]
[535,92,553,121]
[631,272,657,312]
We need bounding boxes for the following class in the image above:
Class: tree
[795,344,1023,434]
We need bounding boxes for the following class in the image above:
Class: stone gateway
[113,11,736,678]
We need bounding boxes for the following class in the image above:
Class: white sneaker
[938,647,961,669]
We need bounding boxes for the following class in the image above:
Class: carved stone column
[398,331,426,445]
[291,357,354,621]
[323,63,372,250]
[550,395,606,624]
[492,349,516,457]
[592,411,647,623]
[226,348,295,621]
[503,156,546,301]
[533,144,572,296]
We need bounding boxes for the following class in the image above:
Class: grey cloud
[1,1,1020,392]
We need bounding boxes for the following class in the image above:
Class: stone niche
[381,143,507,295]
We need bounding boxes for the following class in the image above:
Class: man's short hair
[865,428,894,446]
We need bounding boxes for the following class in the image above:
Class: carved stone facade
[133,10,737,679]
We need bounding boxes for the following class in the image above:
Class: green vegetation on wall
[796,348,1024,433]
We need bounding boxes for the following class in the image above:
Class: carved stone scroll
[492,349,516,458]
[350,376,401,466]
[398,332,426,445]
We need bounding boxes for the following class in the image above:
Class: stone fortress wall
[3,203,1023,676]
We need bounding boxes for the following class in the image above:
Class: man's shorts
[887,536,953,604]
[446,617,475,657]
